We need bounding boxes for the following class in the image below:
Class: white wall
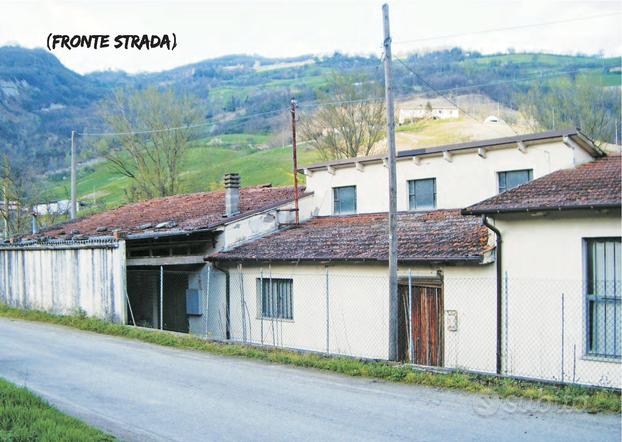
[217,262,496,364]
[225,264,391,359]
[0,242,127,323]
[305,140,592,216]
[219,194,316,250]
[494,212,621,387]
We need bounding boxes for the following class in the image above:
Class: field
[41,134,323,209]
[0,377,114,441]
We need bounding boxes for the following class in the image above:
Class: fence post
[408,269,414,363]
[205,265,211,338]
[239,263,246,342]
[325,267,330,354]
[561,292,565,382]
[504,271,509,374]
[260,269,264,346]
[159,265,164,331]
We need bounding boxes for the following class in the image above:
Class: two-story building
[207,128,621,387]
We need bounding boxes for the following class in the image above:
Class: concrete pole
[70,130,77,220]
[2,176,8,240]
[382,3,399,361]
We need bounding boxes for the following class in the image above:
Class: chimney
[224,173,240,217]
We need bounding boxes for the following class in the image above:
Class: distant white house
[33,199,85,216]
[398,105,459,124]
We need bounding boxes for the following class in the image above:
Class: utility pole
[2,171,8,240]
[382,3,399,361]
[290,98,300,224]
[70,130,77,220]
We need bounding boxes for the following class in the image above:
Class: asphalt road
[0,318,619,442]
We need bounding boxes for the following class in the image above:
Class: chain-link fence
[126,265,621,389]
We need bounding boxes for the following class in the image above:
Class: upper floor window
[408,178,436,210]
[498,169,533,193]
[585,238,621,359]
[333,186,356,215]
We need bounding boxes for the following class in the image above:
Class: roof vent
[224,173,241,217]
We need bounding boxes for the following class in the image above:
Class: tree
[300,73,385,160]
[517,76,620,145]
[99,87,201,201]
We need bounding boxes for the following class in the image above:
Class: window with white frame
[408,178,436,210]
[256,278,293,320]
[497,169,533,193]
[333,185,356,215]
[585,238,621,359]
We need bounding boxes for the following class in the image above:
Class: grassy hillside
[41,135,323,209]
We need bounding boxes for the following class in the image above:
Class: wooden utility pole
[70,130,77,220]
[382,3,399,361]
[290,98,300,224]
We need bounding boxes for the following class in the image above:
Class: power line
[77,108,287,137]
[393,11,622,46]
[395,57,519,135]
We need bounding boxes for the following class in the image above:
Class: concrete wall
[215,263,496,363]
[0,241,127,323]
[493,211,622,388]
[305,140,593,216]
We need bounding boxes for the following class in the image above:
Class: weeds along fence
[126,266,621,389]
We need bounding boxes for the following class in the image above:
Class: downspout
[482,215,503,375]
[212,263,231,340]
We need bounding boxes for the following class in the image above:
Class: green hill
[40,136,323,210]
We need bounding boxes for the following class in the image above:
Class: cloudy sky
[0,0,620,74]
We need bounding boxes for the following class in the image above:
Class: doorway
[398,281,444,366]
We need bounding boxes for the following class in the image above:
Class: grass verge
[0,377,114,441]
[0,304,619,414]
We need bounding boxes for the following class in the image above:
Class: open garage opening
[126,265,205,333]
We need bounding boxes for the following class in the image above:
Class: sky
[0,0,620,74]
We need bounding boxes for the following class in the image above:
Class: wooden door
[399,284,444,366]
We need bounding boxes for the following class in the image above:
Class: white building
[207,128,620,387]
[1,128,620,388]
[398,105,459,124]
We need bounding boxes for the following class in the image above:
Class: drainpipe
[482,215,503,375]
[212,263,230,340]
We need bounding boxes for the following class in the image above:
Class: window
[408,178,436,210]
[333,186,356,215]
[498,169,533,193]
[585,238,621,359]
[257,278,293,320]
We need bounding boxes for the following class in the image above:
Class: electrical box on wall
[186,289,201,316]
[446,310,458,332]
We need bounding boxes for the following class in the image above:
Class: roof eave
[462,202,621,216]
[205,255,485,265]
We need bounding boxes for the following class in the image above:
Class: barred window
[408,178,436,210]
[257,278,293,320]
[333,186,356,215]
[586,238,621,359]
[498,169,532,193]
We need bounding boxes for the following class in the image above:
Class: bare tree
[300,73,385,160]
[99,87,201,201]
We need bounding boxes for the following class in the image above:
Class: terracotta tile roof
[42,186,307,239]
[208,210,490,264]
[463,154,621,215]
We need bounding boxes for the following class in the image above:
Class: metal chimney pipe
[224,173,240,217]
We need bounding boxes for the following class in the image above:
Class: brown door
[399,284,443,366]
